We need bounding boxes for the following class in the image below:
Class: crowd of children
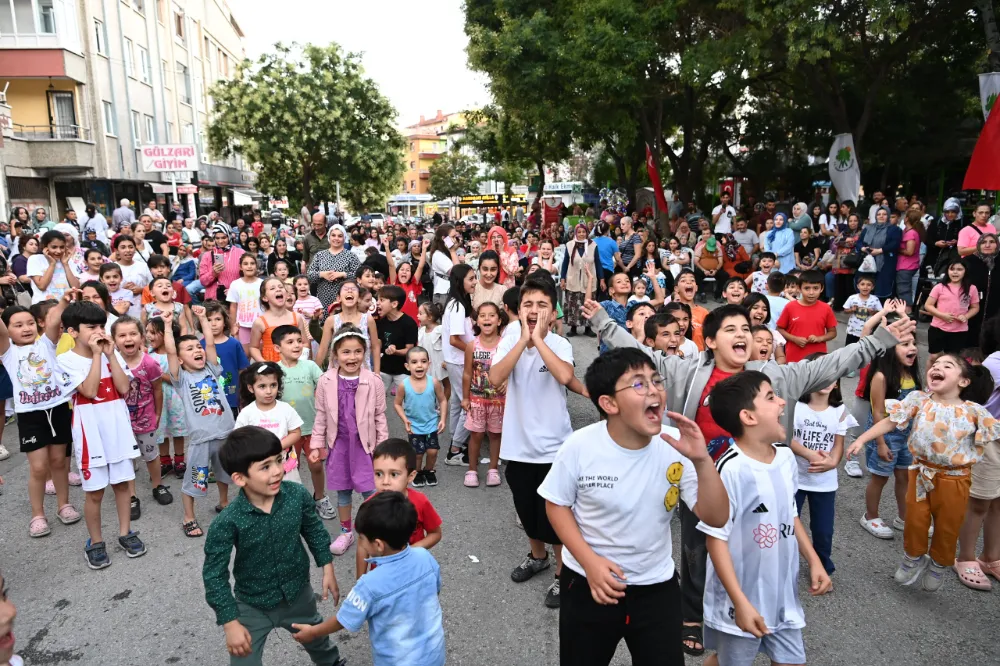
[4,209,1000,666]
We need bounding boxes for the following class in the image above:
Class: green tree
[206,43,404,211]
[427,150,482,200]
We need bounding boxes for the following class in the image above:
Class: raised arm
[163,309,180,382]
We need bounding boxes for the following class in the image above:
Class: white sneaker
[921,560,947,591]
[314,496,337,520]
[894,554,928,586]
[860,513,894,539]
[844,459,863,478]
[0,444,9,461]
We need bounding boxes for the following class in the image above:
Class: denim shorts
[864,412,912,477]
[704,626,806,665]
[409,432,440,454]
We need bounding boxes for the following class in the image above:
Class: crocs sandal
[29,515,51,538]
[486,469,502,487]
[979,558,1000,582]
[57,504,81,525]
[182,520,204,538]
[954,561,992,591]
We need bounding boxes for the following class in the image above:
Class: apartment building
[0,0,257,222]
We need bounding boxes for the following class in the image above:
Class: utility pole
[979,0,1000,70]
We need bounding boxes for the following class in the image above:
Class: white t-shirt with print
[842,294,882,338]
[749,270,770,295]
[226,277,264,329]
[235,400,303,439]
[441,300,474,365]
[538,423,695,585]
[698,445,804,638]
[26,254,71,304]
[109,287,133,316]
[793,403,857,492]
[0,336,75,412]
[679,338,699,359]
[712,204,736,235]
[495,331,574,464]
[118,261,153,317]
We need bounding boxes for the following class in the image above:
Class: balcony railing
[12,123,90,140]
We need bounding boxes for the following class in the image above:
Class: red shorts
[293,434,312,461]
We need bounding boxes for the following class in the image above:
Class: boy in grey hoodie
[582,300,915,656]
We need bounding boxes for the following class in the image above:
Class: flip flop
[954,561,992,590]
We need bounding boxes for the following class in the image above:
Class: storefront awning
[232,188,264,205]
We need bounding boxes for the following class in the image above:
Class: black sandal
[215,504,226,514]
[182,520,203,538]
[681,623,704,656]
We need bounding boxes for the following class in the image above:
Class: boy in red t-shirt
[355,438,442,579]
[776,270,838,363]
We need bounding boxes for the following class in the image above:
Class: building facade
[0,0,256,222]
[401,110,455,196]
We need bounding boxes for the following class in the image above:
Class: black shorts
[18,402,73,454]
[506,460,561,545]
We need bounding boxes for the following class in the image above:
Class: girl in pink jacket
[309,324,388,555]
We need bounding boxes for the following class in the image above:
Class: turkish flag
[963,105,1000,190]
[646,144,670,214]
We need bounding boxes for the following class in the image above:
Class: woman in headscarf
[486,225,519,288]
[762,211,795,273]
[788,202,813,233]
[965,233,1000,346]
[858,205,902,300]
[307,224,360,317]
[561,222,601,337]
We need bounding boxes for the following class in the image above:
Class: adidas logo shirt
[698,444,805,637]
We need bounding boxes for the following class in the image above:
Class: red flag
[646,144,670,214]
[963,105,1000,190]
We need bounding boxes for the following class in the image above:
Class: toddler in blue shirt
[292,491,445,666]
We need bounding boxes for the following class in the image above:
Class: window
[177,62,191,103]
[93,20,106,55]
[124,38,134,76]
[174,11,184,39]
[103,101,115,135]
[181,122,194,143]
[409,142,414,152]
[409,161,415,169]
[156,0,165,23]
[130,110,141,147]
[222,53,228,77]
[130,0,144,13]
[138,46,150,83]
[203,36,209,58]
[161,60,169,88]
[166,121,174,142]
[37,0,55,33]
[410,180,415,190]
[144,115,155,143]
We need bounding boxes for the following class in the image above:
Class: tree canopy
[206,43,404,211]
[427,150,482,201]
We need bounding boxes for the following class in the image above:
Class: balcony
[419,170,430,180]
[7,123,95,173]
[0,0,82,52]
[418,152,441,160]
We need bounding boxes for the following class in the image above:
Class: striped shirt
[698,444,805,637]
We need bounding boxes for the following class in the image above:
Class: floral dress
[307,248,360,319]
[150,351,187,439]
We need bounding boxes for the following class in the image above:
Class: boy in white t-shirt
[489,275,575,609]
[539,348,728,664]
[699,371,831,666]
[744,252,776,295]
[841,275,881,345]
[58,301,146,569]
[111,236,152,318]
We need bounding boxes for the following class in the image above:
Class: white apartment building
[0,0,257,222]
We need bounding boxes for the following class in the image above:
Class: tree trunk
[533,160,545,204]
[978,0,1000,71]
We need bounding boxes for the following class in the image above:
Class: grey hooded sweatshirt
[590,308,900,445]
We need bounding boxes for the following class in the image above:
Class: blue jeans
[185,279,204,301]
[825,270,835,303]
[795,489,836,574]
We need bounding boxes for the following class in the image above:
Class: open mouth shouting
[731,339,748,359]
[644,396,664,425]
[927,368,946,388]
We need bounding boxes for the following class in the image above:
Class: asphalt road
[1,309,999,666]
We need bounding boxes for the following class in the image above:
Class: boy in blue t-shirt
[200,301,249,413]
[291,492,445,666]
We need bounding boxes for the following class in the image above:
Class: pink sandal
[486,469,502,487]
[29,516,51,538]
[57,504,81,525]
[978,558,1000,581]
[954,561,992,590]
